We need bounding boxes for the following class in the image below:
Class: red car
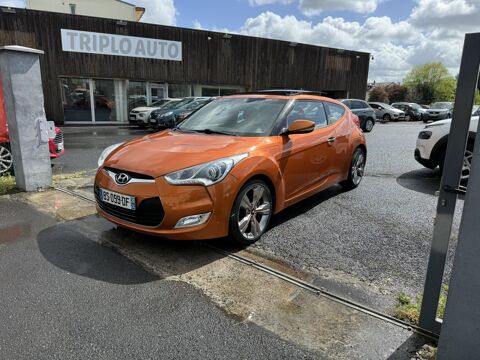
[0,92,64,175]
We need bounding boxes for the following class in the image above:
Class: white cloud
[137,0,177,26]
[410,0,478,30]
[299,0,381,15]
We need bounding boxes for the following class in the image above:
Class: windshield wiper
[190,128,237,136]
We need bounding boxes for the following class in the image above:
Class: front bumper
[94,167,237,240]
[129,113,149,125]
[427,112,449,121]
[414,149,436,169]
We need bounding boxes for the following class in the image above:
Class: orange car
[95,91,366,245]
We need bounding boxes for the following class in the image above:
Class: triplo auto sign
[60,29,182,61]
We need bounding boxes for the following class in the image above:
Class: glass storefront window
[202,87,220,97]
[220,88,241,96]
[61,78,92,122]
[93,79,119,121]
[169,84,192,99]
[201,87,243,97]
[127,81,147,112]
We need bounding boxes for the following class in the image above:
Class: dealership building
[0,5,370,125]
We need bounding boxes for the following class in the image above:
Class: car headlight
[97,142,124,168]
[418,131,432,140]
[164,153,248,186]
[160,111,174,118]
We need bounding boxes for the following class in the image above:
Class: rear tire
[229,179,273,246]
[341,147,366,190]
[364,118,374,132]
[383,114,391,123]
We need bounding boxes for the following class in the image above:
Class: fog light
[418,131,432,140]
[174,212,211,229]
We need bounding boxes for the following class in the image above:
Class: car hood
[132,106,159,112]
[104,130,265,178]
[425,116,479,130]
[428,108,449,112]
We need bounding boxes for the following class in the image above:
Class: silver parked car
[368,102,405,122]
[426,102,454,122]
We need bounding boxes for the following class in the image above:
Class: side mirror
[283,119,315,135]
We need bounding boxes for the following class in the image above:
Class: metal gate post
[418,33,480,335]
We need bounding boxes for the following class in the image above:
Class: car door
[278,100,337,203]
[370,104,384,119]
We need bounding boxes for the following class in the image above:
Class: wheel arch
[431,132,476,166]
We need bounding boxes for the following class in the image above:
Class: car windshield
[159,100,182,110]
[431,102,451,109]
[377,103,396,110]
[410,103,422,110]
[151,99,169,107]
[181,99,210,111]
[177,97,288,136]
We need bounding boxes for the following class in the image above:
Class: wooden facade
[0,7,370,124]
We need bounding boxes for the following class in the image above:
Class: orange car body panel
[95,94,366,240]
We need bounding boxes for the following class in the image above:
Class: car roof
[222,93,344,103]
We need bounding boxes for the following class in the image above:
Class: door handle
[327,137,336,145]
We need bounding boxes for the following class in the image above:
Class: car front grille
[94,185,164,227]
[53,131,63,144]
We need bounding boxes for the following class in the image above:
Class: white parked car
[415,116,478,182]
[129,99,180,127]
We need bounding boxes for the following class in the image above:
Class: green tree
[385,84,408,103]
[403,63,457,104]
[368,86,389,103]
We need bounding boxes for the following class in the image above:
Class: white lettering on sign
[60,29,182,61]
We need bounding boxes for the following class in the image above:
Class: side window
[349,100,364,110]
[325,102,346,124]
[342,100,352,109]
[287,101,328,128]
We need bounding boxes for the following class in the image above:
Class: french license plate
[130,116,136,121]
[57,142,64,151]
[99,188,136,210]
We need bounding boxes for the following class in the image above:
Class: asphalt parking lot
[52,122,462,311]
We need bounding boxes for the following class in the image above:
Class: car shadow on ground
[386,333,435,360]
[397,168,442,196]
[37,221,161,284]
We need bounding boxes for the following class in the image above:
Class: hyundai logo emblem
[115,172,131,185]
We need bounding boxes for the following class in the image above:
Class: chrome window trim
[106,169,156,186]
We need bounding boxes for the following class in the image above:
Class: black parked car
[150,97,213,130]
[391,102,427,122]
[339,99,376,132]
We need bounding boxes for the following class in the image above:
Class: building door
[147,84,166,105]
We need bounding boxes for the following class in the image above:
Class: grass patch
[394,285,449,325]
[418,345,438,360]
[0,171,90,195]
[0,175,17,196]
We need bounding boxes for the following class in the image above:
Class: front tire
[229,179,273,246]
[341,147,366,190]
[383,114,391,123]
[0,143,13,176]
[405,114,412,122]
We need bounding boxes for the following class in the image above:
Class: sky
[1,0,479,82]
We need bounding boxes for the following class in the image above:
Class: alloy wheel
[237,183,272,240]
[365,119,374,132]
[461,149,473,181]
[351,150,365,185]
[0,145,13,175]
